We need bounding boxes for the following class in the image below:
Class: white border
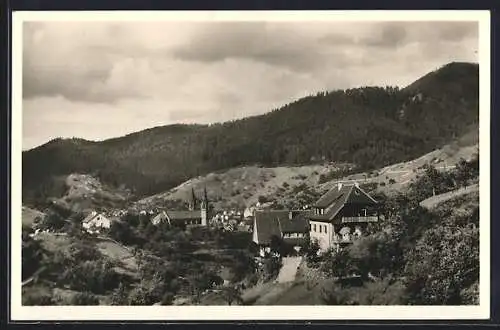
[11,10,491,321]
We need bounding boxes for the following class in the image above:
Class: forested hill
[22,62,479,203]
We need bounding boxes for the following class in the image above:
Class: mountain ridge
[22,62,479,205]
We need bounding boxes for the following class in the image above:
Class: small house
[82,211,113,233]
[252,210,311,256]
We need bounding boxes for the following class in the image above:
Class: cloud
[21,20,479,149]
[170,22,354,73]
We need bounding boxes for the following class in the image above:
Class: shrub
[257,196,268,204]
[61,259,119,294]
[161,292,175,305]
[22,287,55,306]
[70,292,100,305]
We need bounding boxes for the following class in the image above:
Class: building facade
[309,183,379,252]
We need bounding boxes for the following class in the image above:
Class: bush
[61,259,119,294]
[22,287,55,306]
[110,283,129,305]
[70,292,100,305]
[161,292,175,305]
[321,278,406,305]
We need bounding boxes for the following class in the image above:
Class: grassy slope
[22,206,46,227]
[135,129,478,210]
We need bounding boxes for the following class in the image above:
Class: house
[252,210,311,256]
[309,182,379,252]
[82,211,114,233]
[151,187,211,227]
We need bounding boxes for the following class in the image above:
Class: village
[29,180,380,282]
[32,181,380,252]
[22,144,480,306]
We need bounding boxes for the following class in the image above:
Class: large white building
[309,183,379,252]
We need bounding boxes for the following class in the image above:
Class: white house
[82,211,113,233]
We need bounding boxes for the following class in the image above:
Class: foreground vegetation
[22,153,480,306]
[22,213,265,305]
[306,155,480,305]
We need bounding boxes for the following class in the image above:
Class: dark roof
[311,184,378,222]
[165,210,201,220]
[253,212,282,245]
[253,210,310,245]
[279,211,311,233]
[314,185,353,208]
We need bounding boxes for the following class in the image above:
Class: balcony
[341,216,378,223]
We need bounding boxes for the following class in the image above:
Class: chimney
[289,211,293,220]
[338,183,343,191]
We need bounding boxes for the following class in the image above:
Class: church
[151,187,211,227]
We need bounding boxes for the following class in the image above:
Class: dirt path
[276,257,302,283]
[419,183,479,209]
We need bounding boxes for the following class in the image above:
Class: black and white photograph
[11,10,490,321]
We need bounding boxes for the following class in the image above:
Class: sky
[21,19,479,150]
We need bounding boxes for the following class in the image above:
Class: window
[324,225,327,234]
[313,224,317,232]
[319,225,322,233]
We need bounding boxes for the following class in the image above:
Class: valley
[20,62,481,307]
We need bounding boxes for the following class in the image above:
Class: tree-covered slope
[22,62,479,203]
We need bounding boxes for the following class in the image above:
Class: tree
[110,283,129,305]
[22,226,45,280]
[454,157,478,188]
[304,239,321,266]
[404,222,479,305]
[261,256,282,281]
[39,210,66,231]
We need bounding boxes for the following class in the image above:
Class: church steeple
[201,186,209,226]
[190,187,197,211]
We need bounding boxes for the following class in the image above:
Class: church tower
[189,187,197,211]
[200,186,209,226]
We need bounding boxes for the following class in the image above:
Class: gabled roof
[82,211,99,223]
[311,184,378,221]
[151,211,168,225]
[279,211,311,233]
[253,210,310,245]
[253,212,282,245]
